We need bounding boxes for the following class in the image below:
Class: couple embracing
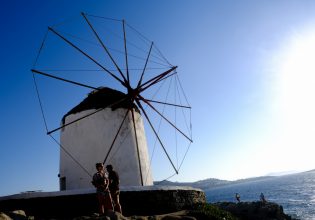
[92,163,122,215]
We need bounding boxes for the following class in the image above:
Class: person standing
[106,164,122,213]
[260,192,267,203]
[92,163,113,215]
[235,193,241,202]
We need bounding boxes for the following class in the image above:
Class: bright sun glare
[271,28,315,171]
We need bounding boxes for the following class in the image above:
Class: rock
[214,201,297,220]
[0,212,12,220]
[72,210,196,220]
[129,210,197,220]
[0,210,34,220]
[0,210,32,220]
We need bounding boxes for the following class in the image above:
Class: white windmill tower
[31,12,193,191]
[59,87,153,190]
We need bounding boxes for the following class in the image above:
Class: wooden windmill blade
[32,13,193,189]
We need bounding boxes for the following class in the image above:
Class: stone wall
[0,186,205,219]
[121,186,206,216]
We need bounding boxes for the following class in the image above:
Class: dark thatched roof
[62,87,139,123]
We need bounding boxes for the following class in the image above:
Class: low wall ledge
[0,185,203,201]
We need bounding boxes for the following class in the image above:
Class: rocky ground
[215,201,297,220]
[0,210,196,220]
[0,202,297,220]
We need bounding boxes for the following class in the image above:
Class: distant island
[154,169,315,191]
[155,175,275,191]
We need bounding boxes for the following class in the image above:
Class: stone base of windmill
[0,186,206,219]
[121,186,206,216]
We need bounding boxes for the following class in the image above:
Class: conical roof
[62,87,139,123]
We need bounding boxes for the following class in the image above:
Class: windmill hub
[127,87,140,101]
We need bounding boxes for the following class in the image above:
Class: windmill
[31,13,192,190]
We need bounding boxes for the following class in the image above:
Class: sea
[205,170,315,220]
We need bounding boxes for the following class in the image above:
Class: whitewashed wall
[59,108,153,190]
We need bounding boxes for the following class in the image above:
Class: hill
[155,178,231,190]
[154,172,304,191]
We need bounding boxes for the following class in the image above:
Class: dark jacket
[108,170,119,192]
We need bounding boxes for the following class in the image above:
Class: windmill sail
[32,13,192,190]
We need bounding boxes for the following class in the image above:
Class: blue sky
[2,0,315,196]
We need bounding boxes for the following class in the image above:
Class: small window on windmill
[60,177,66,191]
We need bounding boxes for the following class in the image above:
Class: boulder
[214,201,296,220]
[0,210,31,220]
[0,212,12,220]
[73,210,196,220]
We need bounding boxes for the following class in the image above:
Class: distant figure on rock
[92,163,113,215]
[235,193,241,202]
[106,164,122,214]
[260,192,267,203]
